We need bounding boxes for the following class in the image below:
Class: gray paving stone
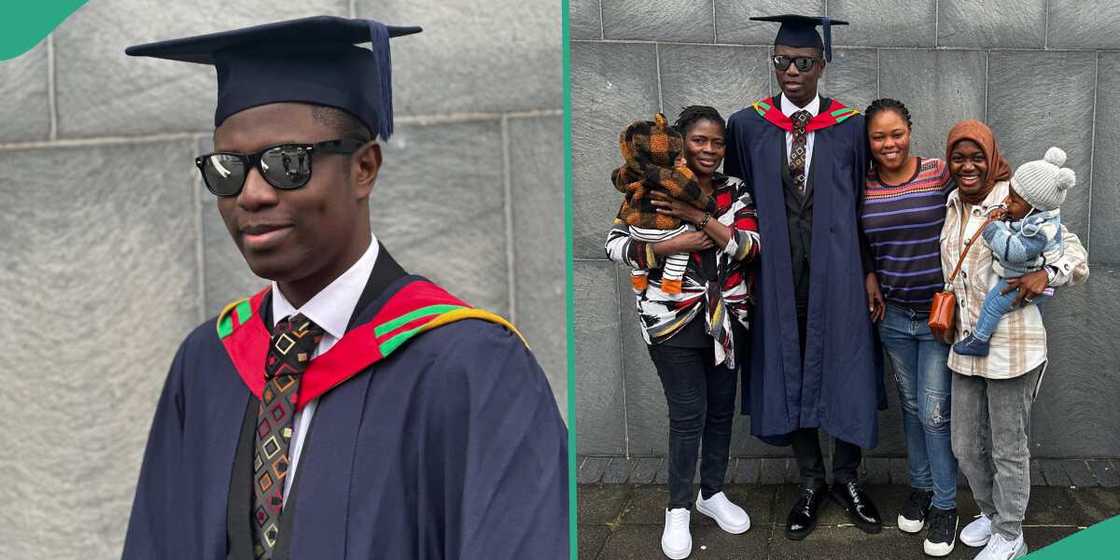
[1024,486,1089,526]
[575,261,627,454]
[760,458,793,484]
[579,483,633,524]
[658,44,770,125]
[1065,487,1120,524]
[877,49,987,160]
[827,0,936,47]
[986,50,1095,240]
[0,41,50,142]
[1031,460,1046,488]
[863,457,891,485]
[577,525,611,560]
[601,0,714,43]
[937,0,1046,48]
[733,458,761,484]
[371,120,509,315]
[1062,459,1098,488]
[1088,460,1120,488]
[1039,459,1072,487]
[630,457,662,484]
[714,0,824,45]
[888,458,910,486]
[580,456,611,484]
[0,140,201,560]
[356,0,561,116]
[1090,54,1120,264]
[655,457,670,484]
[603,457,636,483]
[570,42,659,259]
[570,0,603,40]
[508,115,567,405]
[53,1,348,137]
[1046,1,1120,49]
[582,529,618,559]
[600,523,769,559]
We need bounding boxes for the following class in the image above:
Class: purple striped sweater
[861,157,952,307]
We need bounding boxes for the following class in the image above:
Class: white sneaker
[661,508,692,560]
[974,532,1027,560]
[960,514,992,548]
[695,491,751,534]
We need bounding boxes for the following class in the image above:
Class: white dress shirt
[270,236,379,502]
[781,93,820,174]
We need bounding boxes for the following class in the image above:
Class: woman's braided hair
[673,105,725,135]
[864,98,912,130]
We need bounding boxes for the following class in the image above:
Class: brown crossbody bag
[928,216,994,344]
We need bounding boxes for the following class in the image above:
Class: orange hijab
[945,120,1012,205]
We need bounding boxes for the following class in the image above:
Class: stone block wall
[0,1,563,558]
[573,0,1120,460]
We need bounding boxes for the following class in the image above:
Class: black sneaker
[898,489,933,533]
[923,507,958,557]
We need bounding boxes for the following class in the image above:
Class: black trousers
[648,343,737,509]
[790,428,862,488]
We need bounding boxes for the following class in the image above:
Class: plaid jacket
[942,181,1088,379]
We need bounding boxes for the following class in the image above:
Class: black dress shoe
[830,481,882,534]
[785,484,827,541]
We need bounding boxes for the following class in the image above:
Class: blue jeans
[974,277,1053,341]
[879,304,957,510]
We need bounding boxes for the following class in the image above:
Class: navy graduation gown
[725,97,884,449]
[122,249,568,559]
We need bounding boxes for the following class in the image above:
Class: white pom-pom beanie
[1010,146,1075,211]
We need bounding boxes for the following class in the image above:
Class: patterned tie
[789,110,812,194]
[252,313,324,559]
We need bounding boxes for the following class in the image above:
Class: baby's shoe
[953,334,991,357]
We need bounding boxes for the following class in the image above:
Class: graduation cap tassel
[821,17,832,62]
[366,19,394,140]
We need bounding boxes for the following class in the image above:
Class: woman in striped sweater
[605,106,760,560]
[860,98,959,557]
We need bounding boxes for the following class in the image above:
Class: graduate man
[120,16,568,560]
[724,15,884,541]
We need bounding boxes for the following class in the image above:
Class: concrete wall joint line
[1087,52,1099,253]
[1044,0,1049,50]
[654,43,664,114]
[614,264,631,458]
[47,34,58,141]
[598,0,605,40]
[934,0,939,49]
[501,114,517,323]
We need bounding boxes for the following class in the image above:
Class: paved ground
[578,483,1120,559]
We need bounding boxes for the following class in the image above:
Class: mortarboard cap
[749,14,849,62]
[125,16,421,140]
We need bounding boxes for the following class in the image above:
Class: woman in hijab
[940,120,1088,560]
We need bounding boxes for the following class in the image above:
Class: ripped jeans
[879,304,958,510]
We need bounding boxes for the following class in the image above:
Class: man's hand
[652,231,715,256]
[865,272,885,322]
[1001,269,1049,307]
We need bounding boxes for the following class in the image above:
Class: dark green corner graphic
[1025,515,1119,558]
[0,2,88,61]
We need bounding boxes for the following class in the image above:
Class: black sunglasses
[771,55,821,72]
[195,138,367,197]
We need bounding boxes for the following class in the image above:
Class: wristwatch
[1044,264,1058,286]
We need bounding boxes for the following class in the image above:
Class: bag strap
[945,216,994,286]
